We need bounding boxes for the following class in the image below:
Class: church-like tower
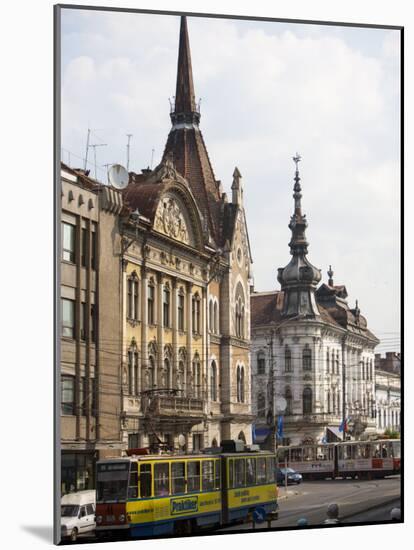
[277,154,321,317]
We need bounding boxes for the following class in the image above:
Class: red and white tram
[277,439,400,480]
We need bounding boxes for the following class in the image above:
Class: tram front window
[96,462,129,502]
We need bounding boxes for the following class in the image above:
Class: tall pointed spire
[277,155,321,318]
[170,16,200,128]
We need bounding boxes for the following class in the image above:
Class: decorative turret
[231,167,243,205]
[328,265,334,286]
[277,154,321,317]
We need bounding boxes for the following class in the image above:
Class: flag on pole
[339,417,350,432]
[276,415,284,439]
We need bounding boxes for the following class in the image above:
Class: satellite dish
[178,434,186,447]
[108,163,129,189]
[275,397,287,413]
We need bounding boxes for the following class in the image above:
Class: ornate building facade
[375,352,401,434]
[119,16,253,451]
[251,157,379,446]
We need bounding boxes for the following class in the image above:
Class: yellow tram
[95,441,278,537]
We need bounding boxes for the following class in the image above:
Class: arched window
[303,346,312,370]
[369,360,373,381]
[209,300,213,332]
[337,392,341,416]
[210,361,217,401]
[147,280,155,325]
[331,350,335,374]
[213,301,218,334]
[303,387,312,414]
[163,284,170,328]
[257,351,266,375]
[285,347,292,372]
[162,358,170,388]
[128,350,133,395]
[327,390,331,414]
[335,351,340,374]
[326,349,330,373]
[257,392,266,417]
[235,283,245,339]
[236,366,241,402]
[332,390,336,414]
[128,347,139,396]
[192,354,201,398]
[238,431,246,443]
[285,387,293,415]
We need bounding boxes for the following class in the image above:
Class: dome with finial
[277,155,321,317]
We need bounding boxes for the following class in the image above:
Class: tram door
[220,456,230,524]
[333,445,339,477]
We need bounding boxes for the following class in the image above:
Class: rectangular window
[62,222,76,263]
[133,281,139,320]
[246,458,256,486]
[128,352,133,395]
[127,279,133,318]
[90,304,96,342]
[61,375,75,415]
[172,462,186,495]
[163,288,170,327]
[128,433,141,449]
[214,461,221,490]
[128,462,138,499]
[91,231,97,270]
[234,458,245,488]
[80,302,87,341]
[139,463,152,498]
[187,461,200,493]
[202,460,215,491]
[257,458,266,484]
[154,462,170,496]
[178,293,184,331]
[134,352,139,396]
[266,457,276,483]
[62,298,75,339]
[81,228,88,267]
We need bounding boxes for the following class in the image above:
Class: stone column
[172,277,177,391]
[156,272,163,389]
[186,282,193,394]
[141,267,148,380]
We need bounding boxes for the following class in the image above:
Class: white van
[61,490,96,542]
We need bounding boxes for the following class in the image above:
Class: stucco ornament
[155,197,189,244]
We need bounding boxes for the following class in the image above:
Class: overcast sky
[60,8,401,353]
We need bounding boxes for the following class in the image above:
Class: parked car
[61,490,96,542]
[276,467,303,485]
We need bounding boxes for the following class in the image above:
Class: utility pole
[341,336,347,441]
[126,133,133,171]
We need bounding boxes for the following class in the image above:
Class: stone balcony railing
[143,394,205,419]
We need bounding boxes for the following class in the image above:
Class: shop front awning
[326,426,342,442]
[253,426,271,444]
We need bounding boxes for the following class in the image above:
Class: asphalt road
[220,476,401,531]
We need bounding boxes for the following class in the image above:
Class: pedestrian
[297,518,308,527]
[390,508,401,521]
[324,503,340,524]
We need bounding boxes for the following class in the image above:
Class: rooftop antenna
[150,148,155,169]
[84,128,91,170]
[126,133,133,171]
[89,143,107,180]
